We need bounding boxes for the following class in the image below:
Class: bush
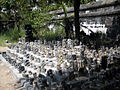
[36,27,65,41]
[0,24,65,46]
[0,25,25,46]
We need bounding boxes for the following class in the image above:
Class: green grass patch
[0,27,25,46]
[36,28,65,41]
[0,31,18,46]
[0,35,8,46]
[0,25,65,46]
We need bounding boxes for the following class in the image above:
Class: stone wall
[80,4,120,39]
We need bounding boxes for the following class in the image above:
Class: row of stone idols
[2,39,120,90]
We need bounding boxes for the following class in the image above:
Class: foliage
[0,28,25,46]
[0,0,94,31]
[0,0,95,45]
[33,23,65,41]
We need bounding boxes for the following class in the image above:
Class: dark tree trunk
[64,18,69,39]
[74,0,80,41]
[64,18,73,39]
[17,23,21,38]
[82,0,85,4]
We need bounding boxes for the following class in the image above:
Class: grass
[0,26,65,46]
[0,35,8,46]
[0,27,25,46]
[0,32,18,46]
[36,28,65,41]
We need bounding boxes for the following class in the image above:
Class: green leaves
[0,0,94,40]
[62,1,67,17]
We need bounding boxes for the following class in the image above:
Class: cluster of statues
[2,38,120,90]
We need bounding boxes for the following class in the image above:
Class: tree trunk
[14,12,21,38]
[17,23,21,38]
[74,0,80,41]
[82,0,85,4]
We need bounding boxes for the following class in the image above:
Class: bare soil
[0,46,17,90]
[0,47,6,53]
[0,61,17,90]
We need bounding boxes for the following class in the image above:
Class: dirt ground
[0,61,17,90]
[0,47,6,53]
[0,47,17,90]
